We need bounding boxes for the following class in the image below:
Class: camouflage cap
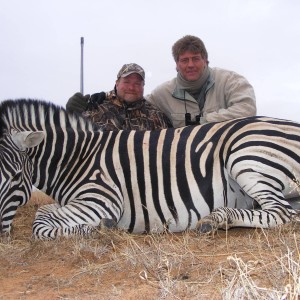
[117,63,145,80]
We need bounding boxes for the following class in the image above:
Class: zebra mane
[0,99,95,137]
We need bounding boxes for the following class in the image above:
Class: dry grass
[0,191,300,300]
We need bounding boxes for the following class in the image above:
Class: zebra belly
[117,209,202,233]
[116,191,213,233]
[227,176,257,209]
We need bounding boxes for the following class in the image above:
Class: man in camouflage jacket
[67,63,172,131]
[83,89,172,131]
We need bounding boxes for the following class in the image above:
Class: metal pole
[80,37,84,94]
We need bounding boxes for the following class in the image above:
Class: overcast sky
[1,0,300,121]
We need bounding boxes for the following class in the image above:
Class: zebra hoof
[100,218,117,229]
[196,219,218,235]
[0,230,11,243]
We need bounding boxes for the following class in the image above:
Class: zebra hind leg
[196,207,253,234]
[196,176,297,234]
[197,202,297,235]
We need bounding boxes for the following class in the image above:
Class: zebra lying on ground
[0,99,299,240]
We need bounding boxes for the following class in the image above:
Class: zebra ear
[11,131,45,150]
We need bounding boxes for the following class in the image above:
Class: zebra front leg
[32,201,118,240]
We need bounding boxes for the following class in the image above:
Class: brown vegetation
[0,191,300,299]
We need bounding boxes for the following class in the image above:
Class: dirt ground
[1,192,300,300]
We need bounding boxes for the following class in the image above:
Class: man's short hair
[172,35,208,62]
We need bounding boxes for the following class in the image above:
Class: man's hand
[86,92,106,111]
[66,93,90,114]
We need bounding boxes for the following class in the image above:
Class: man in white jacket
[146,35,256,128]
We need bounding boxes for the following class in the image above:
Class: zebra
[0,98,299,240]
[0,128,44,236]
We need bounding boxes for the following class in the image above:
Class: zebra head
[0,129,44,236]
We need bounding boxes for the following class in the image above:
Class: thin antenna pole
[80,37,84,94]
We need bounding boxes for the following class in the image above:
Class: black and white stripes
[0,99,299,239]
[0,129,44,234]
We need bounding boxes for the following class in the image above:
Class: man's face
[116,73,144,103]
[176,51,208,81]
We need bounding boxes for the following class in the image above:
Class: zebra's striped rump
[0,99,299,239]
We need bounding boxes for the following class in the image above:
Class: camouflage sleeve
[82,101,122,131]
[144,102,173,129]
